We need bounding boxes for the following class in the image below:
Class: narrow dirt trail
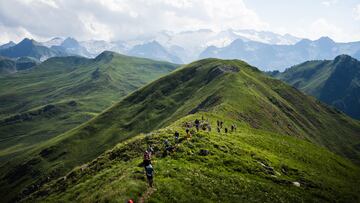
[138,186,156,203]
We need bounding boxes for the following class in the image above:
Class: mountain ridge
[273,54,360,119]
[0,38,66,61]
[200,37,360,71]
[2,58,359,202]
[2,33,360,68]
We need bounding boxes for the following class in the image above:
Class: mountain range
[200,37,360,71]
[7,58,359,202]
[2,30,360,70]
[128,41,183,64]
[0,38,67,61]
[271,55,360,120]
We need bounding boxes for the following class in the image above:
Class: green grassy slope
[27,113,360,202]
[274,55,360,119]
[0,52,177,160]
[4,58,360,202]
[0,51,177,154]
[0,52,178,201]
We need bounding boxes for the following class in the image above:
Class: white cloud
[293,18,354,42]
[0,0,268,43]
[321,0,338,7]
[354,4,360,21]
[78,13,114,40]
[0,24,40,43]
[22,0,59,8]
[0,0,358,44]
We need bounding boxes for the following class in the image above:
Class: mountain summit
[274,55,360,119]
[0,38,64,61]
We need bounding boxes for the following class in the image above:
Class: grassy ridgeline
[27,113,360,202]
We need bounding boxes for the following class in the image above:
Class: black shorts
[147,175,153,180]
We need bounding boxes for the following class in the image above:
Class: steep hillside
[0,51,177,160]
[0,56,39,74]
[274,55,360,119]
[0,56,17,74]
[3,58,360,202]
[26,113,360,202]
[199,37,360,71]
[0,52,178,201]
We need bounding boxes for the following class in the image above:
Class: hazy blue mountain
[133,29,301,63]
[222,29,301,45]
[274,55,360,119]
[127,41,183,64]
[51,37,91,57]
[355,50,360,60]
[0,41,16,50]
[80,40,128,57]
[200,37,360,71]
[0,38,65,61]
[59,29,299,63]
[41,37,64,47]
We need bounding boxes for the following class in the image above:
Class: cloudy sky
[0,0,359,43]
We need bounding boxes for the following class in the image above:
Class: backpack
[145,165,154,177]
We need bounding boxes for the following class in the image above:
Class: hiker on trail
[164,139,174,152]
[224,127,228,133]
[164,139,170,149]
[186,127,190,137]
[202,124,207,131]
[231,124,237,132]
[145,164,154,187]
[147,145,154,155]
[143,150,151,166]
[195,119,200,132]
[217,127,221,133]
[207,124,212,132]
[128,199,134,203]
[174,131,180,143]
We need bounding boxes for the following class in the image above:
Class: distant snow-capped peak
[41,37,64,47]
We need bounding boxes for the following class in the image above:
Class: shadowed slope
[274,55,360,119]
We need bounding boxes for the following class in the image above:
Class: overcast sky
[0,0,359,43]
